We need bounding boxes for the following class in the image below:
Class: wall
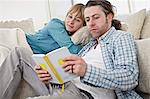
[48,0,72,20]
[0,0,72,30]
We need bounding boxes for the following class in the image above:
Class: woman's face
[65,13,84,33]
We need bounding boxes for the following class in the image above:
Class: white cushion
[0,18,34,32]
[71,26,92,46]
[0,46,10,66]
[0,28,32,52]
[141,10,150,39]
[116,9,146,39]
[0,28,33,66]
[136,38,150,94]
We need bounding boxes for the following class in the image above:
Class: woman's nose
[70,18,75,24]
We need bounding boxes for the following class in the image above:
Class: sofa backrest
[0,18,35,33]
[115,9,150,40]
[140,10,150,39]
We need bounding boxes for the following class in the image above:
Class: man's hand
[62,55,87,77]
[34,65,52,85]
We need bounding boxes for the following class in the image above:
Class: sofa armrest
[0,28,32,53]
[0,46,10,66]
[136,38,150,94]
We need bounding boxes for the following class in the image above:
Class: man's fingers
[38,73,50,78]
[62,61,74,68]
[34,65,41,70]
[63,65,72,72]
[63,55,80,61]
[39,76,51,81]
[35,69,48,74]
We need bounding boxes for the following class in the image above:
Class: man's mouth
[90,28,97,32]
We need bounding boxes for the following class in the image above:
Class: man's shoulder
[113,30,134,40]
[104,30,135,45]
[102,27,133,42]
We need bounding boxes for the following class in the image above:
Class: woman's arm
[47,18,82,54]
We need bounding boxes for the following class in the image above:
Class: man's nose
[89,19,95,26]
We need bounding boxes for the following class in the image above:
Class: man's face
[84,6,112,39]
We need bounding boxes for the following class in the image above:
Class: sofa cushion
[71,26,92,46]
[0,46,10,66]
[0,18,34,32]
[116,9,146,39]
[136,38,150,94]
[141,10,150,39]
[0,28,33,66]
[0,28,32,51]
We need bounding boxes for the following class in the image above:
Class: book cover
[32,47,77,84]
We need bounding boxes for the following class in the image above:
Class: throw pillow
[140,10,150,39]
[71,26,92,46]
[0,46,10,66]
[136,38,150,94]
[0,18,34,32]
[116,9,146,39]
[0,28,32,52]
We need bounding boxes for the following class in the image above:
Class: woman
[0,3,88,99]
[26,3,85,54]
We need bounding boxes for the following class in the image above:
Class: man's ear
[106,13,113,23]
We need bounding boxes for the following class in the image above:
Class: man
[62,0,142,99]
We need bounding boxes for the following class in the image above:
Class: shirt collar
[100,27,116,42]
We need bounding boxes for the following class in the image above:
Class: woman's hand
[62,55,87,77]
[34,65,52,85]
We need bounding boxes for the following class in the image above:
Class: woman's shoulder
[47,18,64,28]
[50,18,64,24]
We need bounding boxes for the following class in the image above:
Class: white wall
[0,0,50,30]
[0,0,149,30]
[0,0,72,30]
[48,0,72,20]
[74,0,150,15]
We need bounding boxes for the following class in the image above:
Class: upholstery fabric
[0,28,32,65]
[0,28,32,51]
[0,46,10,66]
[136,38,150,94]
[71,26,91,46]
[141,10,150,39]
[116,9,146,39]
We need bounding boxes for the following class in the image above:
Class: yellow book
[32,47,78,84]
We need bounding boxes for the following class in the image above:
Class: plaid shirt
[78,27,142,99]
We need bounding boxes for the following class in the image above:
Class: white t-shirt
[73,44,116,99]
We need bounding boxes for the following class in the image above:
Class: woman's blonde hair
[65,3,86,26]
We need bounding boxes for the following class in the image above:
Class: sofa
[0,9,150,99]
